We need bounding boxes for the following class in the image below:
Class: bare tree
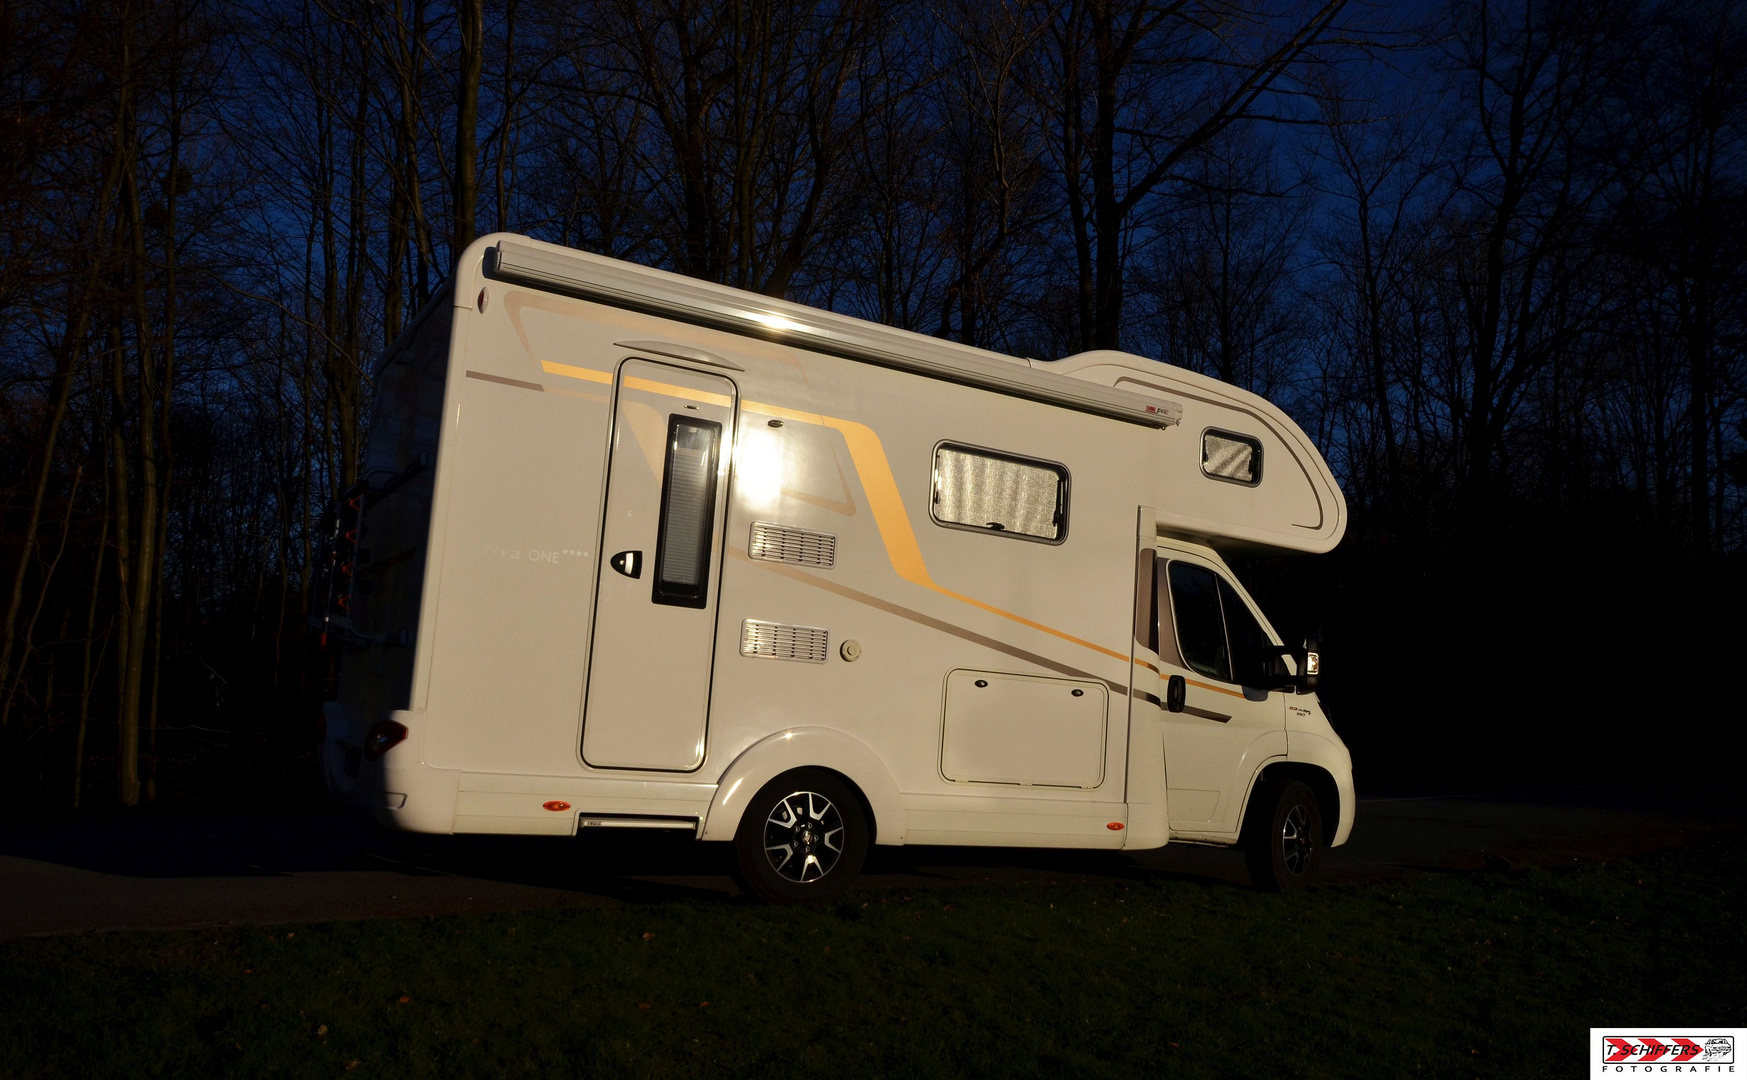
[1031,0,1352,352]
[586,0,894,294]
[1613,0,1747,557]
[1308,66,1452,529]
[1438,0,1633,521]
[1138,127,1312,394]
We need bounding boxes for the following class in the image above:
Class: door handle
[610,550,643,579]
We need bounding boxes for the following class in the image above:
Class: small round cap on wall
[839,639,862,662]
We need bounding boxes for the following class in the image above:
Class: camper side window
[931,443,1067,542]
[1202,429,1262,485]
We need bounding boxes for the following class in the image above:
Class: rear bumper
[321,705,459,833]
[372,759,461,833]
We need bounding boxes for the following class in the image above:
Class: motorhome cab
[319,233,1354,901]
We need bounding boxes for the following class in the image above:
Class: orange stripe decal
[742,400,1130,665]
[539,360,734,408]
[539,359,612,384]
[535,352,1129,669]
[1186,678,1247,699]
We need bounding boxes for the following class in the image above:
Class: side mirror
[1294,639,1320,694]
[1165,674,1186,713]
[1249,641,1320,694]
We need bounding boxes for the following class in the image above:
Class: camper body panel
[331,233,1353,861]
[368,282,1153,846]
[1048,352,1344,554]
[418,335,609,778]
[691,309,1149,848]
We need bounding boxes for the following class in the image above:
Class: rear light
[1304,651,1320,676]
[364,719,408,760]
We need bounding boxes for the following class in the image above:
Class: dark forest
[1,0,1741,817]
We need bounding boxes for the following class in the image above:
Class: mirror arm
[1165,674,1186,713]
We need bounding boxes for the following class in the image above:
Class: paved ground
[0,785,1736,939]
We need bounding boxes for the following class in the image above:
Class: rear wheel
[1244,780,1323,891]
[732,769,869,904]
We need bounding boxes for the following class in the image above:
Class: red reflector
[1106,822,1125,831]
[543,801,571,812]
[363,719,408,760]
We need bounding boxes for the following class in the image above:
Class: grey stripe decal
[733,549,1237,719]
[1184,705,1231,723]
[466,369,545,392]
[733,549,1128,695]
[1125,687,1227,720]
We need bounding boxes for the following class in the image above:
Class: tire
[731,768,870,904]
[1243,780,1323,891]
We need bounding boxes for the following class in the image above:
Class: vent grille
[740,619,829,663]
[749,522,837,568]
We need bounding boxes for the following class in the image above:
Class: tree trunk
[495,0,518,231]
[1088,0,1124,351]
[109,53,166,809]
[146,41,186,805]
[107,313,138,807]
[74,461,111,811]
[454,0,483,262]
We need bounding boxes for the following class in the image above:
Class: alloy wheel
[1280,804,1314,876]
[762,790,845,883]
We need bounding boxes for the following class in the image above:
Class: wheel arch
[701,727,905,845]
[1242,762,1341,847]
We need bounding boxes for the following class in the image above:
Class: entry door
[582,359,737,771]
[1152,546,1286,834]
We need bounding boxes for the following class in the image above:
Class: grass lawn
[3,830,1742,1079]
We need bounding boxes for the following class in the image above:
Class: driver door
[1152,544,1287,837]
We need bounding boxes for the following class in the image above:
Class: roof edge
[486,237,1180,430]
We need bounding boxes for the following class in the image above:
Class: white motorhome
[319,233,1354,901]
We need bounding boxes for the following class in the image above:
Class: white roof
[452,234,1344,554]
[487,236,1182,430]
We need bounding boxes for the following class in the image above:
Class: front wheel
[731,769,869,904]
[1244,780,1323,891]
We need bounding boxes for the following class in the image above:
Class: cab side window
[1219,578,1274,688]
[1166,561,1277,688]
[1167,563,1228,681]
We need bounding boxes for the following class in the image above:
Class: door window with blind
[651,416,722,607]
[930,443,1068,543]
